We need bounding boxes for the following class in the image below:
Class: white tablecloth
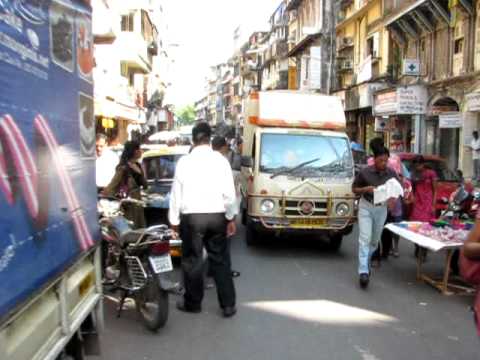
[385,223,465,252]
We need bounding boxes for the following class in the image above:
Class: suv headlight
[260,199,275,214]
[336,203,350,216]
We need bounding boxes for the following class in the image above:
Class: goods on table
[396,221,470,245]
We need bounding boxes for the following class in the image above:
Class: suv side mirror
[241,156,253,168]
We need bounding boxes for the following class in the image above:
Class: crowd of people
[95,125,480,331]
[96,124,242,318]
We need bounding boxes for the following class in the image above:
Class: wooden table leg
[441,249,454,295]
[416,247,425,281]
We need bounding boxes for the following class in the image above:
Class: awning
[385,0,474,42]
[287,32,322,57]
[95,98,146,124]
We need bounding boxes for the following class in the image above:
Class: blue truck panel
[0,0,98,321]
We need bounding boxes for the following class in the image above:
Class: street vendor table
[385,223,475,296]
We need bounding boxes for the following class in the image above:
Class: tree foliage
[175,105,196,126]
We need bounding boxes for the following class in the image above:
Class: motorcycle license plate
[149,254,173,274]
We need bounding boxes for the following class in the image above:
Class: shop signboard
[373,90,397,115]
[397,86,427,114]
[374,117,389,132]
[439,112,463,128]
[403,59,420,76]
[466,92,480,112]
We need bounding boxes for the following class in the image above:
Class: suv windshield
[143,155,183,181]
[260,133,354,179]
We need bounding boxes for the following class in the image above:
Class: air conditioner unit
[343,60,353,69]
[342,37,353,46]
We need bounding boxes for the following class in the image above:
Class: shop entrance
[426,97,460,171]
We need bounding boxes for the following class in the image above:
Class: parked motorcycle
[98,197,180,331]
[440,183,480,220]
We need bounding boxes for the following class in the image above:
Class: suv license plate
[149,254,173,274]
[290,218,326,228]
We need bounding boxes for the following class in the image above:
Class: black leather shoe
[231,270,241,278]
[222,306,237,318]
[359,273,370,289]
[176,301,201,314]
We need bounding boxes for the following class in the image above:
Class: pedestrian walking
[353,146,398,289]
[169,122,238,317]
[367,137,402,262]
[103,140,147,228]
[212,135,230,157]
[471,131,480,184]
[95,133,118,191]
[212,135,241,278]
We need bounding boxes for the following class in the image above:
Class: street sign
[403,59,420,76]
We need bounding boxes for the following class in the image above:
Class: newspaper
[374,178,404,204]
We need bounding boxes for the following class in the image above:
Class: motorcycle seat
[120,229,145,245]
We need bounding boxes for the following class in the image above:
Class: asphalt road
[96,226,479,360]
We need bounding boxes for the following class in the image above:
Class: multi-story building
[332,0,389,151]
[222,68,234,125]
[370,0,480,176]
[194,96,208,122]
[286,0,335,92]
[262,2,290,90]
[93,0,172,143]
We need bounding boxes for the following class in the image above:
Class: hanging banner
[357,55,372,83]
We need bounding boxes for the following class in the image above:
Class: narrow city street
[98,225,478,360]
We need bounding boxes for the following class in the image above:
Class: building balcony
[116,32,151,72]
[336,0,376,29]
[337,36,354,52]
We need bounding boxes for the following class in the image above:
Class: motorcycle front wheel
[135,274,169,331]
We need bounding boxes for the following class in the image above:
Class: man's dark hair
[192,122,212,145]
[473,131,479,137]
[369,137,384,153]
[96,133,107,142]
[212,136,227,151]
[372,146,389,158]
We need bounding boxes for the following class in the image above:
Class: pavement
[96,226,479,360]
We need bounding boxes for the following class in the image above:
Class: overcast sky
[163,0,281,108]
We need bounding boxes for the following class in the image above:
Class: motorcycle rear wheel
[135,274,169,331]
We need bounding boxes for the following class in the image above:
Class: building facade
[371,0,480,176]
[92,0,172,144]
[286,0,335,92]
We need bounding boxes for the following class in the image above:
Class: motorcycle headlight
[260,199,275,214]
[336,202,350,216]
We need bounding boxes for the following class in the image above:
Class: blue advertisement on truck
[0,0,99,323]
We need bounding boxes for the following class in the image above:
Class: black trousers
[180,213,236,309]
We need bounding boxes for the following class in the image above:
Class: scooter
[98,197,181,332]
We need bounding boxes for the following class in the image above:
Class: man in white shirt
[96,134,118,190]
[169,122,238,317]
[471,131,480,183]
